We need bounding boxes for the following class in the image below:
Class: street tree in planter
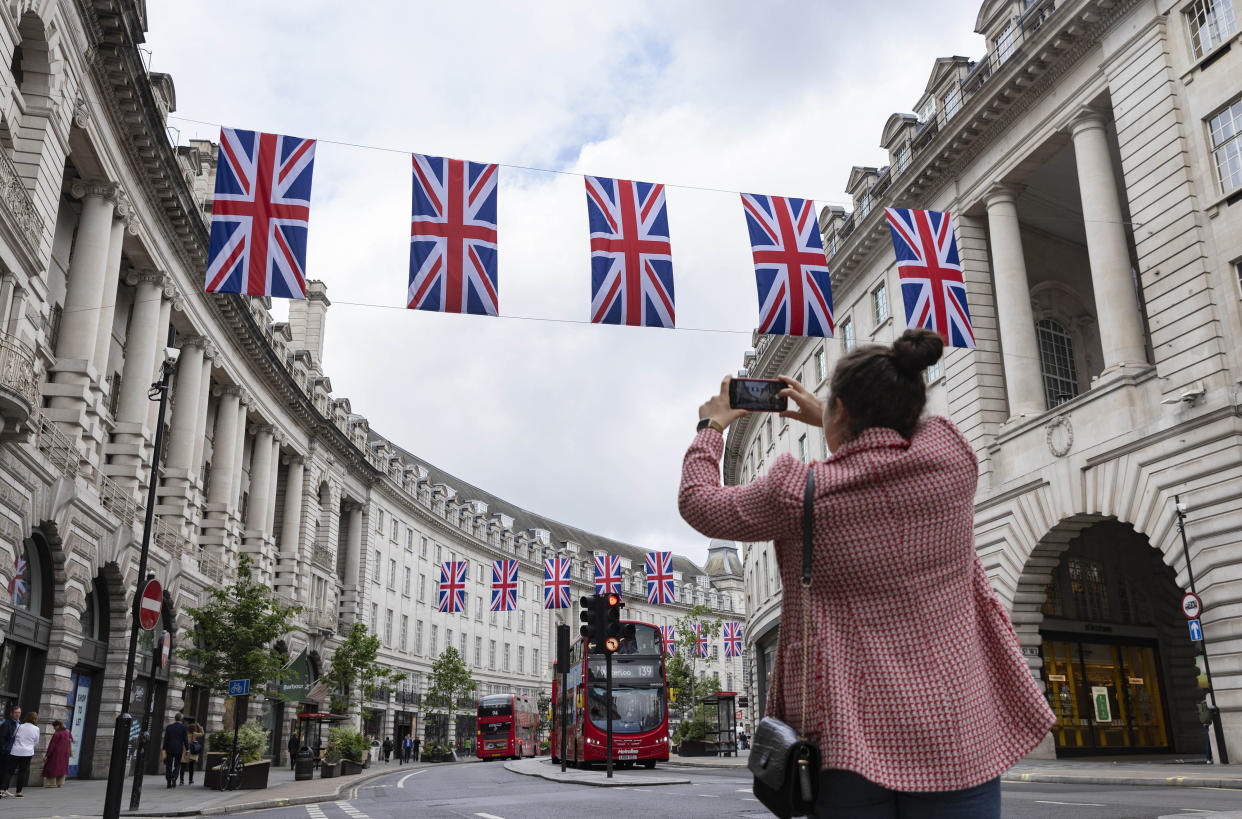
[180,555,301,735]
[323,622,405,725]
[664,604,724,751]
[423,646,475,759]
[536,689,552,747]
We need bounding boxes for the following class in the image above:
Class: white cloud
[148,1,984,566]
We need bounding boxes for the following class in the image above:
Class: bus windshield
[587,685,664,733]
[478,696,512,718]
[587,622,662,656]
[479,722,511,736]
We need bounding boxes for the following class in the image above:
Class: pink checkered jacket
[679,416,1055,792]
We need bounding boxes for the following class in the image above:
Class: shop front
[68,576,110,778]
[1,529,55,717]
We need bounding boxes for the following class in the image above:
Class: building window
[518,610,525,632]
[533,648,540,674]
[391,519,398,540]
[474,636,482,666]
[532,614,539,636]
[1036,319,1079,408]
[841,317,855,352]
[415,620,423,655]
[370,603,378,631]
[376,509,384,532]
[996,23,1018,63]
[446,629,453,654]
[476,563,484,583]
[894,142,911,175]
[384,609,393,646]
[430,624,438,656]
[1208,96,1242,192]
[504,611,512,630]
[942,86,962,121]
[475,595,483,620]
[1185,0,1237,58]
[1234,259,1242,298]
[388,558,397,590]
[925,359,943,383]
[434,543,441,562]
[518,646,525,674]
[798,434,807,462]
[418,573,426,602]
[489,640,497,669]
[406,529,414,551]
[871,281,888,325]
[814,347,827,382]
[420,537,428,557]
[503,644,511,672]
[399,615,408,651]
[460,632,466,655]
[403,566,411,596]
[917,97,937,124]
[373,550,381,584]
[857,192,872,221]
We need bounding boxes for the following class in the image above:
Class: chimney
[288,280,330,368]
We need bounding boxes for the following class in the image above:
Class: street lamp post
[102,345,176,819]
[1175,494,1229,765]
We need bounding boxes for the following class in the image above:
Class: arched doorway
[67,573,111,778]
[1,524,55,715]
[1031,520,1203,756]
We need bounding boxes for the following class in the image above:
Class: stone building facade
[0,0,744,779]
[730,0,1242,761]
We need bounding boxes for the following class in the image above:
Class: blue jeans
[813,769,1001,818]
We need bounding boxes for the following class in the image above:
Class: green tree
[323,622,405,719]
[665,604,723,729]
[179,555,301,694]
[536,689,552,743]
[423,646,475,746]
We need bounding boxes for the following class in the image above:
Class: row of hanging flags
[438,551,743,658]
[203,127,977,349]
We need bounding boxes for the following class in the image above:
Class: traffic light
[603,593,624,652]
[580,595,605,649]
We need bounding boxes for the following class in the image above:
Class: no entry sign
[1181,592,1202,620]
[139,579,163,630]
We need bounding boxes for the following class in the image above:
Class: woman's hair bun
[891,328,944,376]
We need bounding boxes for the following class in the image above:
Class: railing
[307,607,337,631]
[0,146,44,250]
[0,332,38,419]
[198,551,225,583]
[33,412,82,479]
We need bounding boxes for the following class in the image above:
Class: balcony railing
[0,332,38,423]
[0,148,44,251]
[33,412,82,479]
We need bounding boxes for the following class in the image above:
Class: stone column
[206,387,242,508]
[277,456,305,596]
[341,504,362,617]
[1069,110,1147,370]
[265,434,282,535]
[191,347,215,483]
[985,185,1045,418]
[147,281,179,436]
[92,195,135,386]
[0,275,14,333]
[231,399,250,513]
[245,425,275,535]
[164,338,206,473]
[53,180,118,370]
[5,284,27,339]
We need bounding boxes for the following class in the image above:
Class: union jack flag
[659,625,676,657]
[408,153,499,316]
[543,557,572,610]
[438,560,467,613]
[645,551,675,606]
[723,622,743,658]
[491,559,518,612]
[594,554,622,596]
[8,554,26,607]
[205,127,315,299]
[884,208,975,349]
[585,176,675,328]
[741,194,834,337]
[692,623,708,658]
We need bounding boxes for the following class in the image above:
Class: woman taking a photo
[679,329,1054,817]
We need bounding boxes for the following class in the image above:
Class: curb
[504,759,691,787]
[1001,771,1242,790]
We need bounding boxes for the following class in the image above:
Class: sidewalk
[0,758,436,819]
[505,757,691,787]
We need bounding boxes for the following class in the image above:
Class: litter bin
[294,749,315,781]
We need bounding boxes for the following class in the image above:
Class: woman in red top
[41,719,72,787]
[679,329,1054,817]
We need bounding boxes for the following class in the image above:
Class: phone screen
[729,378,788,412]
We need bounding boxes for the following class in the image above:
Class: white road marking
[335,801,369,818]
[743,797,759,802]
[736,788,751,792]
[699,793,720,798]
[306,806,327,819]
[1034,800,1106,807]
[397,769,427,788]
[475,814,507,819]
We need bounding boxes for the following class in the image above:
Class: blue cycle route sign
[1188,619,1203,642]
[228,679,251,697]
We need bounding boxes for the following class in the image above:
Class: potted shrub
[321,741,341,778]
[204,721,272,789]
[329,726,369,775]
[675,714,713,757]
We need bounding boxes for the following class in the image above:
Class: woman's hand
[698,376,749,429]
[778,375,825,427]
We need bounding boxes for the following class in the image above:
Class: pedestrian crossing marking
[333,801,371,819]
[306,806,328,819]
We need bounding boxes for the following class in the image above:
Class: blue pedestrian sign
[1188,619,1203,642]
[227,679,250,697]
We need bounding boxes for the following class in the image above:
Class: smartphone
[728,378,788,412]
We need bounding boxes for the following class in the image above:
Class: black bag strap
[802,468,815,586]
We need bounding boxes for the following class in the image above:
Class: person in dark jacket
[287,732,299,770]
[0,705,21,797]
[382,737,393,763]
[161,713,189,788]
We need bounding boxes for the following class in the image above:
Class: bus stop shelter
[699,692,738,757]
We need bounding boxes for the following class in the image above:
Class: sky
[146,1,984,568]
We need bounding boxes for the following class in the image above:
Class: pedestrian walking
[679,329,1056,818]
[410,736,420,763]
[160,712,189,788]
[0,704,20,797]
[1198,699,1215,763]
[401,733,412,764]
[180,717,203,785]
[287,730,299,771]
[40,719,71,787]
[5,711,39,797]
[382,736,393,763]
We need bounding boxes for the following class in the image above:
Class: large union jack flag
[723,621,743,658]
[585,176,675,328]
[543,557,572,610]
[408,153,499,316]
[741,194,834,337]
[594,554,622,596]
[8,554,26,607]
[205,127,315,299]
[884,208,975,349]
[659,625,676,657]
[438,560,467,613]
[491,559,518,612]
[644,551,675,606]
[692,623,708,658]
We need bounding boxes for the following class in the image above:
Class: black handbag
[748,468,821,818]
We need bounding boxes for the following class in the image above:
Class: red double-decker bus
[551,620,669,768]
[477,693,539,759]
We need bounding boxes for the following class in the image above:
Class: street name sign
[1181,592,1202,619]
[138,579,162,630]
[228,679,251,697]
[1188,618,1203,642]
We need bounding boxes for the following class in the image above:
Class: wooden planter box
[340,759,365,776]
[202,760,271,790]
[321,761,340,778]
[677,740,714,757]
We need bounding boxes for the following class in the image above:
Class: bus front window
[587,686,664,733]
